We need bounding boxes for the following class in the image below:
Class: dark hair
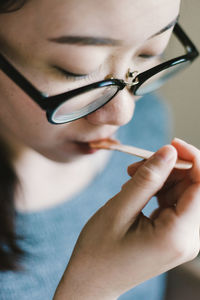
[0,0,27,271]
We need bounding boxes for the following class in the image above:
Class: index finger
[171,138,200,183]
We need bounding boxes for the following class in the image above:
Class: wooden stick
[90,139,193,170]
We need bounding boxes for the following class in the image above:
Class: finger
[176,183,200,225]
[156,137,200,207]
[157,177,190,207]
[110,145,177,231]
[171,138,200,182]
[157,168,189,189]
[127,160,145,177]
[150,207,163,220]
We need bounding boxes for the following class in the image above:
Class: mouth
[75,137,119,155]
[75,141,98,154]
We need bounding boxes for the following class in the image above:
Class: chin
[38,150,83,163]
[37,144,95,164]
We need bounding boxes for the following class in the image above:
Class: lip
[75,141,99,154]
[75,136,118,155]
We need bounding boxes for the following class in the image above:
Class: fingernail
[172,137,187,145]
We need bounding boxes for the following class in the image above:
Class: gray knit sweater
[0,94,171,300]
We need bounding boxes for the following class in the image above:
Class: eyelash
[55,66,89,80]
[139,54,155,59]
[55,53,160,80]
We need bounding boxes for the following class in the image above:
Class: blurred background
[160,0,200,147]
[159,1,200,299]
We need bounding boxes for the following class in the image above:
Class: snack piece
[90,139,193,170]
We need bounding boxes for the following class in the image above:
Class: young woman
[0,0,199,299]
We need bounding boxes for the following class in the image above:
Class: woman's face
[0,0,180,162]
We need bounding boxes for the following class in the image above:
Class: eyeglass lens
[53,34,188,122]
[52,85,119,123]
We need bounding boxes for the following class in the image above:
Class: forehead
[34,0,180,43]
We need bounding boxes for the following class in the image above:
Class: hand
[54,138,200,300]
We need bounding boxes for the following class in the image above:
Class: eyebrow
[48,15,179,46]
[150,15,179,39]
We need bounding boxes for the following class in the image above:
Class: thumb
[111,145,177,230]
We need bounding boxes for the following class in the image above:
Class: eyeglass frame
[0,23,199,124]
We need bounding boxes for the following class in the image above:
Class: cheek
[0,74,55,145]
[0,75,41,124]
[0,75,94,162]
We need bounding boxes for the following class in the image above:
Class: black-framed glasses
[0,23,199,124]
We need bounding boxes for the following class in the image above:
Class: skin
[54,140,200,299]
[0,0,180,163]
[1,0,200,299]
[0,0,180,210]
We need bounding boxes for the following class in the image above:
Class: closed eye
[139,53,161,59]
[54,66,88,79]
[55,53,162,79]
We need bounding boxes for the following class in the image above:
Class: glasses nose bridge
[106,68,139,88]
[123,68,139,88]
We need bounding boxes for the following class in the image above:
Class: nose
[85,87,136,126]
[85,48,139,126]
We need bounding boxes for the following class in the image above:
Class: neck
[13,146,111,213]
